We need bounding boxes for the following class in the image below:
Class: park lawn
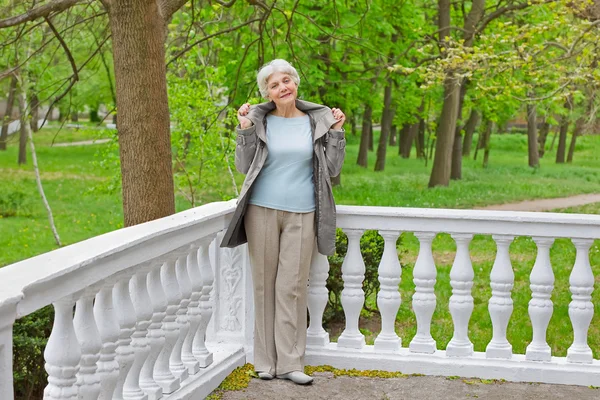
[1,126,599,358]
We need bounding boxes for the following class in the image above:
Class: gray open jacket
[220,99,346,256]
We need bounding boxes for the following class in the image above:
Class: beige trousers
[244,204,315,375]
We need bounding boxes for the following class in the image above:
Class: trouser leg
[274,210,315,375]
[244,205,279,376]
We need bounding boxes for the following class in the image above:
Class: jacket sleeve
[324,128,346,177]
[234,123,258,175]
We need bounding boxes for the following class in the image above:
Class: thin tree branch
[161,0,190,21]
[0,0,85,29]
[476,0,556,35]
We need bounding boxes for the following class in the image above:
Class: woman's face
[266,71,297,107]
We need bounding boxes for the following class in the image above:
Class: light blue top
[249,114,315,212]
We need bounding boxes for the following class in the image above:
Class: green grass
[2,126,600,359]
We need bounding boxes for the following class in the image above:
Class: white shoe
[277,371,314,385]
[258,372,274,380]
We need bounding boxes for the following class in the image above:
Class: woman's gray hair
[256,59,300,99]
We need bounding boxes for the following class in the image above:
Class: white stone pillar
[307,246,330,347]
[337,229,366,349]
[154,259,181,393]
[74,289,102,400]
[567,238,594,363]
[182,243,202,374]
[94,280,120,400]
[409,232,437,354]
[169,254,190,383]
[526,237,555,362]
[0,306,16,400]
[374,230,402,352]
[486,235,514,359]
[194,236,216,367]
[44,298,81,400]
[112,272,137,400]
[446,233,474,357]
[140,262,167,398]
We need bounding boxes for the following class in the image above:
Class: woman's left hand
[331,108,346,130]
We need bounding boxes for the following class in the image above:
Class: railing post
[169,254,190,383]
[567,238,594,363]
[526,237,555,362]
[410,232,437,354]
[44,297,81,400]
[94,279,120,400]
[374,230,402,352]
[446,233,474,357]
[337,229,366,349]
[0,302,17,400]
[74,288,102,400]
[182,242,202,374]
[486,235,515,359]
[194,235,216,367]
[112,272,137,400]
[307,244,331,347]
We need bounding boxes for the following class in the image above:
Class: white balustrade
[182,243,202,374]
[74,288,102,400]
[446,233,474,357]
[486,235,515,359]
[374,230,402,352]
[44,298,81,400]
[567,238,595,363]
[140,262,167,399]
[307,246,331,347]
[124,264,154,400]
[526,237,555,361]
[154,259,181,394]
[94,280,121,400]
[169,254,190,383]
[194,236,216,367]
[337,229,366,349]
[113,272,137,400]
[409,232,437,354]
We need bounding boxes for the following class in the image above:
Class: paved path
[219,372,599,400]
[52,139,111,147]
[475,193,600,212]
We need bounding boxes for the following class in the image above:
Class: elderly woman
[221,59,346,385]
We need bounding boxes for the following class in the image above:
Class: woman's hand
[237,103,253,129]
[331,107,346,130]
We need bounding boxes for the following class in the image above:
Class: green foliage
[325,229,402,323]
[13,307,53,400]
[0,186,28,218]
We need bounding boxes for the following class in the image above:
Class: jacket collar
[245,99,337,143]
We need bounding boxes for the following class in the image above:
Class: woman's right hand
[237,103,253,129]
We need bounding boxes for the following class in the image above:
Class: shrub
[325,229,402,324]
[0,190,26,218]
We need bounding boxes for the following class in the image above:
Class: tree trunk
[398,123,410,156]
[0,74,18,151]
[567,116,585,163]
[450,81,469,180]
[527,101,539,168]
[538,119,550,158]
[70,110,78,122]
[351,113,357,136]
[556,100,572,164]
[461,109,480,157]
[368,122,374,151]
[375,79,393,171]
[357,104,372,167]
[482,120,493,168]
[29,92,39,132]
[474,117,487,161]
[18,93,27,165]
[389,123,397,146]
[416,116,425,159]
[108,0,175,226]
[428,74,460,187]
[401,123,418,158]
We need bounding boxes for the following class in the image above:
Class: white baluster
[124,265,154,400]
[94,280,120,400]
[410,232,437,354]
[154,259,181,393]
[194,236,215,367]
[139,262,166,398]
[446,233,474,357]
[486,235,515,359]
[337,229,366,349]
[169,254,190,382]
[113,272,137,400]
[74,289,102,400]
[182,243,202,374]
[307,245,330,346]
[374,230,402,351]
[0,322,15,400]
[567,238,595,363]
[526,237,555,361]
[44,298,80,400]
